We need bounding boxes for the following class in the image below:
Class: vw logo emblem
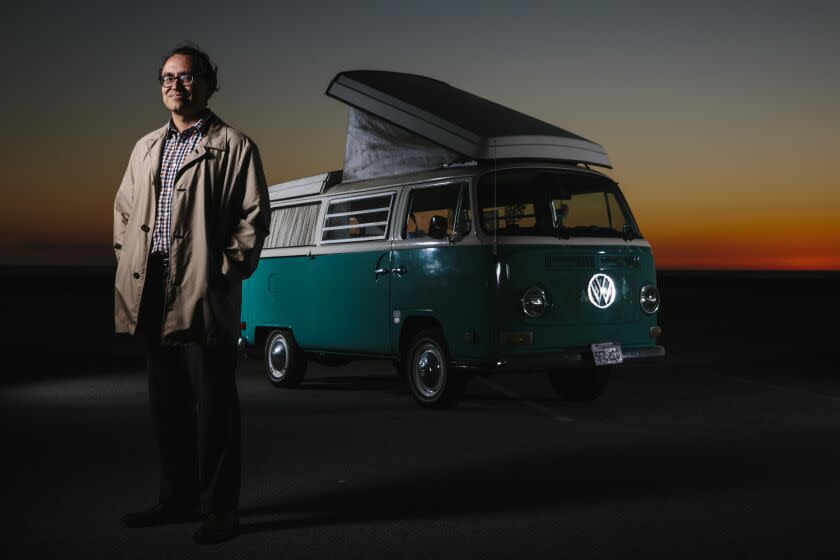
[588,274,616,309]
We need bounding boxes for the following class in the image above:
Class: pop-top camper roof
[327,70,611,182]
[267,71,611,198]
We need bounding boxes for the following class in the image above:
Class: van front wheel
[406,329,464,409]
[264,329,307,388]
[547,366,610,401]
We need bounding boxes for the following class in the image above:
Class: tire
[264,329,307,387]
[547,366,610,402]
[405,329,465,409]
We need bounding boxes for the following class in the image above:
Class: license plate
[591,342,623,366]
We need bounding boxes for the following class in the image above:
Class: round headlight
[521,287,548,318]
[640,284,660,314]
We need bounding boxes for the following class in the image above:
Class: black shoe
[121,503,201,528]
[193,510,240,544]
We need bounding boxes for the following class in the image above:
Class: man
[113,43,270,544]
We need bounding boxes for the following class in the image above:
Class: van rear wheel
[264,329,307,387]
[405,329,464,409]
[547,366,610,401]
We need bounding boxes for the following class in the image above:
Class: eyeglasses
[159,73,199,87]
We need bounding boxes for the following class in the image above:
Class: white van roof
[267,170,342,201]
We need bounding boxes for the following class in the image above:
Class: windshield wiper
[565,226,622,238]
[553,228,571,240]
[552,225,634,239]
[621,224,637,241]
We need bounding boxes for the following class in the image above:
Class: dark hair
[159,42,219,96]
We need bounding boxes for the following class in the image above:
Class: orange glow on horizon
[2,117,837,271]
[647,232,840,271]
[1,183,838,270]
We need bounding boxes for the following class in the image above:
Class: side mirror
[428,215,449,240]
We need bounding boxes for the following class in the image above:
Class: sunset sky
[1,0,837,269]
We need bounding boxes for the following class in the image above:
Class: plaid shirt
[151,113,211,254]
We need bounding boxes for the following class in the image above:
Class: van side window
[404,183,471,239]
[265,203,321,248]
[322,193,394,243]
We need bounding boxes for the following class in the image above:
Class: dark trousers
[139,253,241,514]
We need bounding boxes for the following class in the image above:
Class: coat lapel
[142,125,168,221]
[178,116,228,172]
[144,124,168,195]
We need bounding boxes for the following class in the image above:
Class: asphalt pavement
[3,346,839,559]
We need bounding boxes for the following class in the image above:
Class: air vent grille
[545,255,596,270]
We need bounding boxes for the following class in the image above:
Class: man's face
[160,54,210,118]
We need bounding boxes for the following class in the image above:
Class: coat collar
[143,111,228,155]
[197,114,228,152]
[142,112,229,182]
[180,114,227,169]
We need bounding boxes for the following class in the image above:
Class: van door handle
[375,268,390,275]
[393,266,408,276]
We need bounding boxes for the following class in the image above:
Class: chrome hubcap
[268,335,289,380]
[413,344,444,398]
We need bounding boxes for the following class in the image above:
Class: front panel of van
[476,167,660,364]
[491,240,658,359]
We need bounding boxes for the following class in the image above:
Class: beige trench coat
[113,114,270,345]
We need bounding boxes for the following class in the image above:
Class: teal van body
[239,162,664,408]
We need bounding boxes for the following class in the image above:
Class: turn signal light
[500,332,534,345]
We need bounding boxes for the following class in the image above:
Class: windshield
[477,169,640,239]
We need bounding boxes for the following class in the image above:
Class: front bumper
[452,345,666,372]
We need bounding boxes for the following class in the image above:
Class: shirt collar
[166,110,213,138]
